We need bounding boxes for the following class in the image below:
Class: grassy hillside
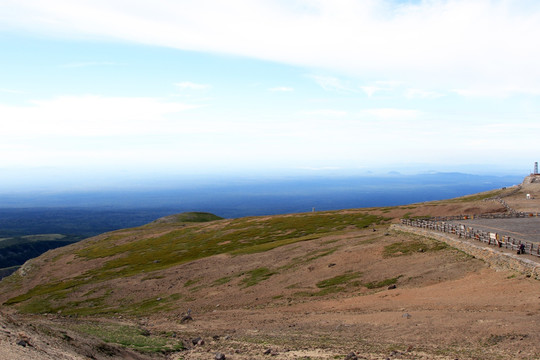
[0,196,506,317]
[1,210,387,314]
[3,197,539,360]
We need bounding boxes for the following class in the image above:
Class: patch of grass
[6,211,386,314]
[75,212,385,282]
[443,190,504,203]
[213,275,235,286]
[73,322,184,353]
[280,247,339,271]
[141,274,165,281]
[183,278,201,287]
[241,267,276,288]
[291,272,363,297]
[316,272,361,289]
[364,276,401,289]
[153,212,224,224]
[383,240,448,257]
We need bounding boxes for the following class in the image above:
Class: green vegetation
[442,189,504,203]
[14,290,182,316]
[294,271,362,297]
[153,212,223,224]
[364,276,401,289]
[4,211,385,313]
[316,272,361,289]
[212,275,235,286]
[183,278,201,287]
[241,267,276,287]
[73,322,184,353]
[383,240,448,257]
[280,247,338,271]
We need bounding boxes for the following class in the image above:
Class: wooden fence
[401,217,540,257]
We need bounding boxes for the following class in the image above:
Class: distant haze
[0,173,523,218]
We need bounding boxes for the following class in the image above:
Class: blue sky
[1,0,540,190]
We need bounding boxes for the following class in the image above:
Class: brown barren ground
[1,185,540,360]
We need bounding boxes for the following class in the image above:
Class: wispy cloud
[308,75,356,93]
[1,1,534,97]
[360,81,401,97]
[268,86,293,92]
[0,95,200,137]
[175,82,211,90]
[361,86,382,98]
[405,88,444,99]
[359,108,421,119]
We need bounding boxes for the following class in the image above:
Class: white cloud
[361,80,401,97]
[3,1,540,97]
[175,82,211,90]
[0,95,200,137]
[359,108,421,119]
[361,86,382,98]
[268,86,294,92]
[405,88,444,99]
[309,75,356,93]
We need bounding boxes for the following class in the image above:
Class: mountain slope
[1,191,540,359]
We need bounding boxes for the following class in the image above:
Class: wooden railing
[401,216,540,257]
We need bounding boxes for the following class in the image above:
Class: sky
[1,0,540,190]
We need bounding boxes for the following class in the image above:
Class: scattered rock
[140,328,150,337]
[345,351,358,360]
[192,337,203,345]
[213,335,221,341]
[16,339,29,347]
[328,263,336,267]
[181,315,193,323]
[215,352,226,360]
[263,348,272,355]
[402,313,411,319]
[388,284,397,290]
